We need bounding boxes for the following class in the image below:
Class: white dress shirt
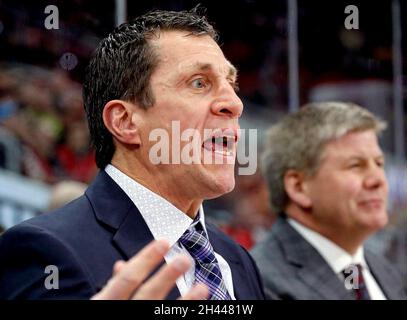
[288,218,386,300]
[105,164,235,299]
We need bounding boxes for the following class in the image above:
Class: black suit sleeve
[0,224,95,299]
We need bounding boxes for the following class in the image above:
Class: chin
[363,211,389,232]
[375,212,389,228]
[205,171,236,199]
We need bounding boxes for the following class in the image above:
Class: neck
[286,205,368,255]
[111,155,202,219]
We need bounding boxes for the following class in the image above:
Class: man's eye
[191,78,206,89]
[229,80,239,92]
[376,160,385,168]
[348,163,361,169]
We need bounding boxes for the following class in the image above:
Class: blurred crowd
[0,64,97,184]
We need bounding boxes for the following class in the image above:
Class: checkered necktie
[179,225,231,300]
[342,264,371,300]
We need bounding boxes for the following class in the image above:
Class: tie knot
[179,228,216,265]
[342,263,363,278]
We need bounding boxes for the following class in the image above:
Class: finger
[92,239,170,300]
[178,283,209,300]
[132,255,191,300]
[113,260,126,276]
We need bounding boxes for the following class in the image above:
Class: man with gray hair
[251,101,407,300]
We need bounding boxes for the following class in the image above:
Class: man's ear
[102,100,141,146]
[284,169,312,209]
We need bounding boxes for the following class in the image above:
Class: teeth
[211,136,235,143]
[213,149,233,156]
[202,134,235,156]
[212,136,229,145]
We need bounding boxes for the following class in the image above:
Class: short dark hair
[83,7,218,169]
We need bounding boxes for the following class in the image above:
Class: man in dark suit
[251,102,407,300]
[0,8,264,300]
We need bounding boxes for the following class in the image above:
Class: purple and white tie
[179,227,231,300]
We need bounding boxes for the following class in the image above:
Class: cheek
[342,179,361,198]
[315,176,361,209]
[333,176,362,207]
[332,178,364,220]
[383,179,389,196]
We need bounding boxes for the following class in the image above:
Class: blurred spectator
[48,180,87,211]
[56,121,97,183]
[226,170,275,248]
[0,64,97,184]
[0,97,22,172]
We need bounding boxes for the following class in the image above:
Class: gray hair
[261,101,387,215]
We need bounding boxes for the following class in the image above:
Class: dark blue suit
[0,171,265,299]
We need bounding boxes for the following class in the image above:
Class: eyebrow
[345,154,385,162]
[188,61,238,79]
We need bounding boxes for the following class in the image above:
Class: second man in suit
[252,101,407,300]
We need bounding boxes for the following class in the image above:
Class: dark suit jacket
[0,171,265,300]
[251,217,407,300]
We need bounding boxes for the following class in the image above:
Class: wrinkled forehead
[151,30,236,76]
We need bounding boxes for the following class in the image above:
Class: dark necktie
[342,264,371,300]
[179,224,231,300]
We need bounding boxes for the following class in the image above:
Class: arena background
[1,0,407,285]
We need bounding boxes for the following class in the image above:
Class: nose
[211,81,244,118]
[364,162,388,190]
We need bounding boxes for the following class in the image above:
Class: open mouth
[202,132,237,157]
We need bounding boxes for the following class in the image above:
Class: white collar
[287,218,368,274]
[105,164,207,247]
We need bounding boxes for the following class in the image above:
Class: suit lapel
[365,249,404,299]
[85,171,180,299]
[297,258,353,300]
[275,218,354,300]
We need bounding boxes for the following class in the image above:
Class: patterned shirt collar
[105,164,206,247]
